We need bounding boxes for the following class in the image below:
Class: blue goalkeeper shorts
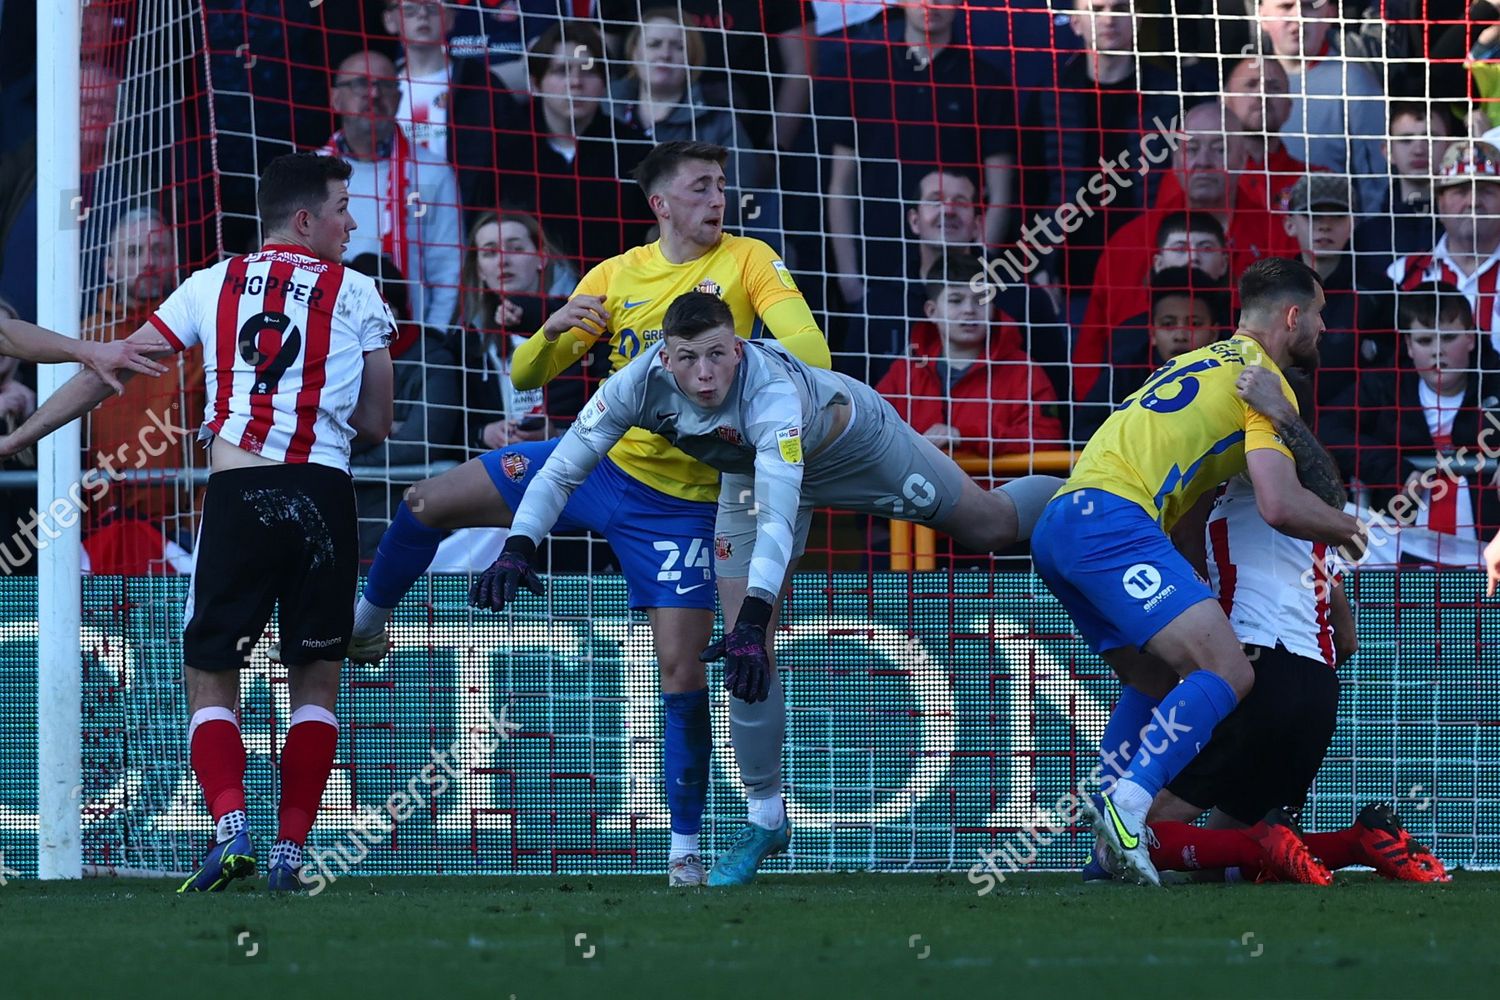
[1031,488,1213,654]
[480,439,716,611]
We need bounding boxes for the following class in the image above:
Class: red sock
[1148,822,1262,871]
[189,709,246,821]
[1303,826,1362,869]
[277,706,340,845]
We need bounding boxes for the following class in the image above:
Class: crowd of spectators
[6,0,1500,569]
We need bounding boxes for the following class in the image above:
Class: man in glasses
[324,50,462,329]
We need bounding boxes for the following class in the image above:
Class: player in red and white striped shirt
[0,152,396,893]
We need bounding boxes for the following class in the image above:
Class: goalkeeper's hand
[700,596,774,704]
[469,537,544,612]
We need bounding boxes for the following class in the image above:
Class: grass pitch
[3,872,1495,999]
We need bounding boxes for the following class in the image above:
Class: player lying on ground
[1031,256,1368,886]
[0,315,166,386]
[468,290,1065,885]
[1085,367,1447,885]
[348,141,833,887]
[0,152,396,893]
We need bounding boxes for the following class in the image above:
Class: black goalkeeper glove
[469,537,544,612]
[700,596,774,704]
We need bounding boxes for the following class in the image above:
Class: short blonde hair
[624,9,705,83]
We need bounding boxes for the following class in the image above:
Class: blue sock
[1125,669,1239,799]
[363,502,449,610]
[663,688,710,836]
[1099,686,1163,792]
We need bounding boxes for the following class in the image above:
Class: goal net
[2,0,1497,878]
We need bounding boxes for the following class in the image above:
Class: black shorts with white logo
[183,462,357,671]
[1165,642,1340,825]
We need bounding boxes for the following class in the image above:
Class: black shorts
[1165,643,1340,825]
[183,462,358,671]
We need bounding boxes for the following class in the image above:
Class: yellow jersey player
[1030,257,1365,886]
[348,141,831,888]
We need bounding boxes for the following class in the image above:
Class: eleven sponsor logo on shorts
[1122,562,1177,612]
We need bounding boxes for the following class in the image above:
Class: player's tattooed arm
[1236,366,1347,509]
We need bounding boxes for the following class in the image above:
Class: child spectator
[1325,282,1500,565]
[1073,209,1229,401]
[1352,101,1454,292]
[1075,266,1229,440]
[1277,173,1384,406]
[876,252,1062,464]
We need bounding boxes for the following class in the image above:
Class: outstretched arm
[0,325,176,458]
[0,317,169,389]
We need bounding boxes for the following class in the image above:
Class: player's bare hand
[923,423,961,451]
[83,339,169,393]
[541,295,608,342]
[1485,530,1500,596]
[495,299,524,328]
[1235,365,1292,421]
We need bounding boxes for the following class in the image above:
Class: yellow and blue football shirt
[1057,335,1297,532]
[511,234,830,503]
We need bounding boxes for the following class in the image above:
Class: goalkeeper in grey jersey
[471,291,1062,882]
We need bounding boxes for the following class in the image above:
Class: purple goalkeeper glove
[469,537,544,612]
[700,596,774,704]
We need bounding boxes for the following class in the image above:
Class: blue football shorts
[1030,488,1213,654]
[480,439,716,611]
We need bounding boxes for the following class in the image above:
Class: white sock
[352,596,392,638]
[269,839,302,869]
[669,832,700,859]
[1110,779,1153,828]
[747,796,785,830]
[215,809,247,844]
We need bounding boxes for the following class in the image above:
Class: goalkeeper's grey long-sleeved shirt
[508,339,852,598]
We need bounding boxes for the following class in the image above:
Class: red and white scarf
[322,128,413,275]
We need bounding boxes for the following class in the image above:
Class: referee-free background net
[3,1,1498,874]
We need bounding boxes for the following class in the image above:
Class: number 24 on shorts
[655,538,711,582]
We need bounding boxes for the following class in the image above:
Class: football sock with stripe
[189,707,247,842]
[361,502,448,623]
[276,705,339,847]
[663,687,710,856]
[1118,669,1238,802]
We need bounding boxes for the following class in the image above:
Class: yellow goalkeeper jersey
[511,234,831,503]
[1056,335,1297,531]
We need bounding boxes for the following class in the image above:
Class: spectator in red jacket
[1223,55,1325,211]
[877,252,1063,465]
[1075,99,1302,400]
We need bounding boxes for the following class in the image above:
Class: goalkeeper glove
[700,596,774,704]
[469,537,544,612]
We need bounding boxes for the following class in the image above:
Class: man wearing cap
[1279,174,1376,407]
[1387,140,1500,369]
